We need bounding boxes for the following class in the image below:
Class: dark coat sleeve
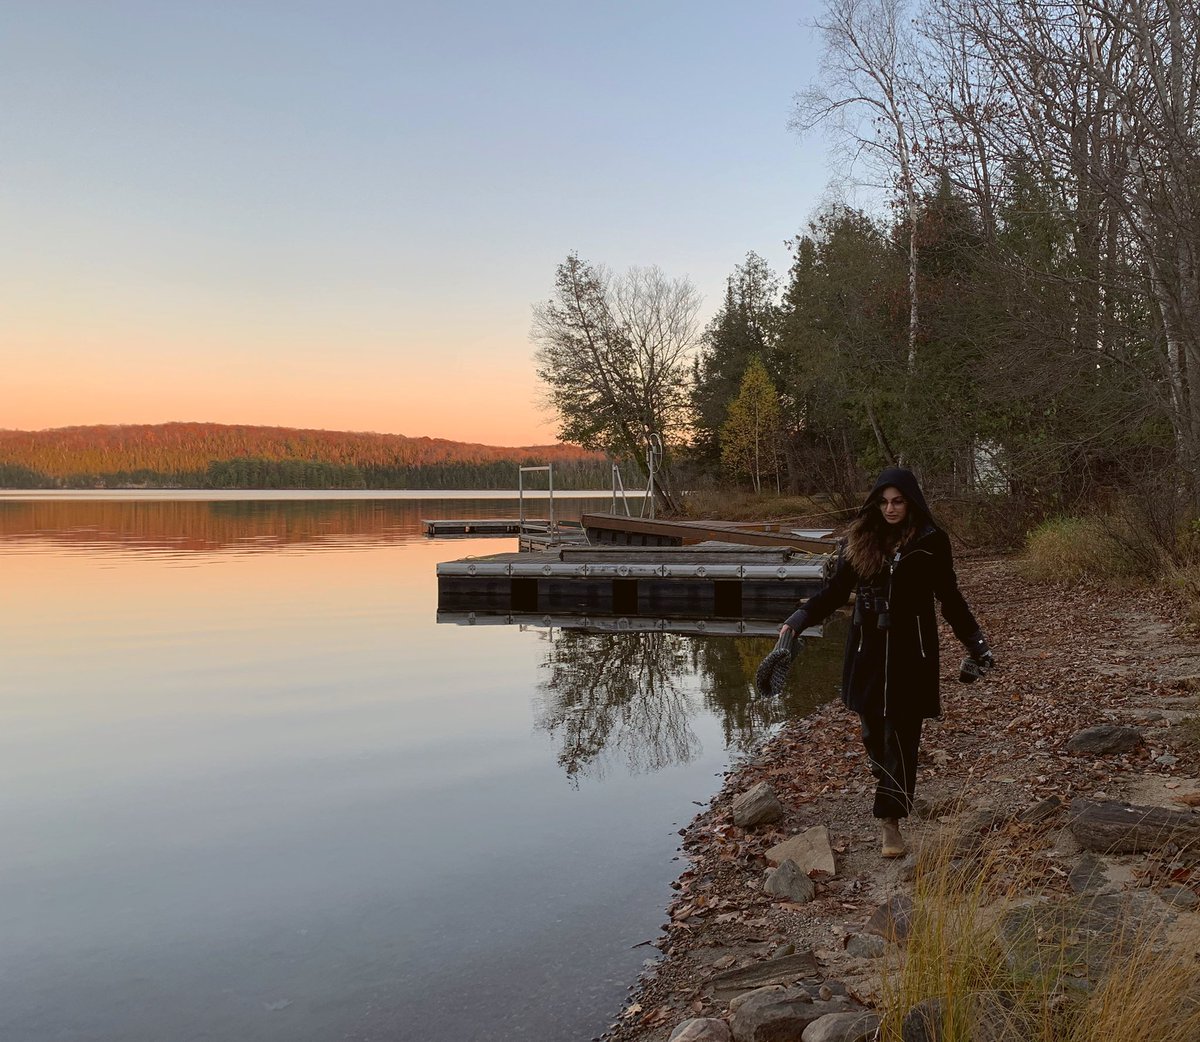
[930,530,982,644]
[784,547,858,631]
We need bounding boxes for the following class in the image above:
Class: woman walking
[778,467,992,857]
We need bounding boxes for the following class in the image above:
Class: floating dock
[436,542,829,619]
[423,518,538,536]
[423,517,589,548]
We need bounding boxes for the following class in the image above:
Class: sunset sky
[4,1,831,446]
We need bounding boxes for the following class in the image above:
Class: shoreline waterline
[0,488,643,502]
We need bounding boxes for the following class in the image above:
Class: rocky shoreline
[603,559,1200,1042]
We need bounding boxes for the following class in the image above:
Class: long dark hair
[844,493,920,578]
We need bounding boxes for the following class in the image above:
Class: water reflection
[533,616,848,783]
[0,494,847,1042]
[690,626,847,747]
[0,496,608,555]
[534,631,700,781]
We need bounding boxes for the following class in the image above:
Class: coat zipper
[883,548,900,717]
[879,538,936,714]
[895,545,933,661]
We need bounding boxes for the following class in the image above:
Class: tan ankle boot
[880,818,906,858]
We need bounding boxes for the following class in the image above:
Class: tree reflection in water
[533,631,701,782]
[693,614,848,753]
[532,615,849,783]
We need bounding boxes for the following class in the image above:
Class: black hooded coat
[784,468,981,722]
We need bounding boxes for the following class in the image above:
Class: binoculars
[853,585,891,630]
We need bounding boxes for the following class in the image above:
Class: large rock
[729,986,784,1015]
[1158,885,1200,910]
[1067,798,1200,853]
[901,998,942,1042]
[730,986,861,1042]
[802,1010,880,1042]
[765,860,816,903]
[902,991,1032,1042]
[1018,795,1063,825]
[766,826,836,876]
[669,1017,732,1042]
[998,892,1165,979]
[844,933,886,959]
[865,894,915,943]
[1065,724,1145,755]
[1067,852,1109,894]
[732,781,785,827]
[709,953,823,1003]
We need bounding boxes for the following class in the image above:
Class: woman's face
[879,486,908,525]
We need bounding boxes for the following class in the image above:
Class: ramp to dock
[581,513,835,553]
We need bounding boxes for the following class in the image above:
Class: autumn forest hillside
[0,423,609,489]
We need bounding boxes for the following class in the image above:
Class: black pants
[859,710,923,819]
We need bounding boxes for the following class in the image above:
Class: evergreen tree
[691,252,780,466]
[773,206,907,496]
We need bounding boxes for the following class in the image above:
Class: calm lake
[0,492,843,1042]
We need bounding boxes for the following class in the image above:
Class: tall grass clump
[1177,714,1200,768]
[876,857,1004,1038]
[1166,520,1200,630]
[1064,947,1200,1042]
[1175,567,1200,632]
[877,821,1200,1041]
[1020,516,1152,584]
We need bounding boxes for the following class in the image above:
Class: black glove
[755,627,803,699]
[958,632,994,683]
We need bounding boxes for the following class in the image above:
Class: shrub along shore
[605,556,1200,1042]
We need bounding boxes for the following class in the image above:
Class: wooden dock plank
[561,541,797,564]
[423,518,532,536]
[581,512,836,553]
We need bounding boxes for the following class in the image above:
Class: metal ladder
[610,433,663,520]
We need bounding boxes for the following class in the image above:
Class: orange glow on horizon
[6,341,560,446]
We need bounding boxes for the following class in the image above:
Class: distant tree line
[533,0,1200,544]
[0,423,614,490]
[0,423,605,481]
[203,458,616,490]
[0,456,617,491]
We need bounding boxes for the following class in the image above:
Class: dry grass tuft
[1177,716,1200,765]
[877,810,1200,1041]
[1020,517,1150,585]
[1065,946,1200,1042]
[1168,560,1200,632]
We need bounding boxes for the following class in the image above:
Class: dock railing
[517,464,589,550]
[610,463,633,517]
[518,464,554,537]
